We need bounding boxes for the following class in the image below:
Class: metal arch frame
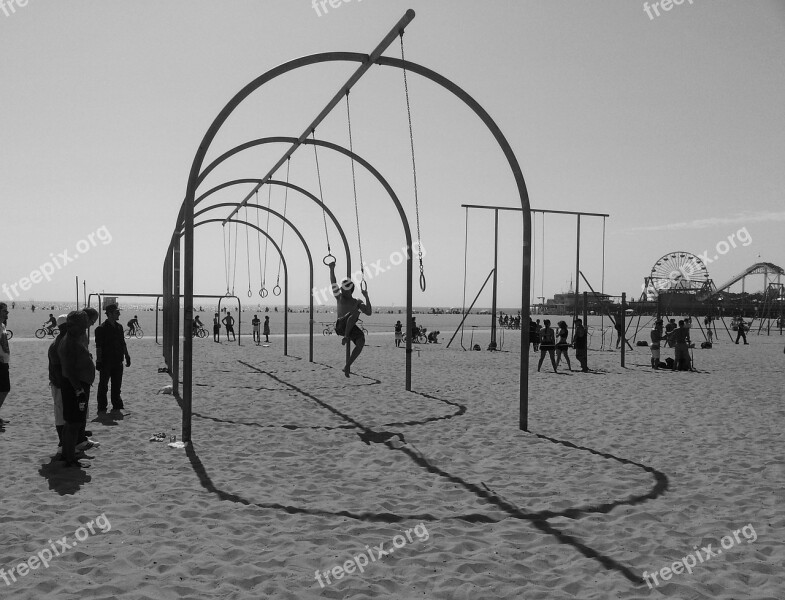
[185,202,314,361]
[185,135,416,387]
[177,22,532,440]
[188,177,353,276]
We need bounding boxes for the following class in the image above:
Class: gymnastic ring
[360,279,368,293]
[419,272,427,292]
[247,290,252,298]
[260,288,268,298]
[225,291,232,297]
[323,253,336,267]
[273,285,282,296]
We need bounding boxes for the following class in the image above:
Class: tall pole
[574,214,581,327]
[75,276,79,309]
[621,292,627,368]
[491,209,498,348]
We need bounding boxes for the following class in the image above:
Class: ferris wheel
[647,251,710,293]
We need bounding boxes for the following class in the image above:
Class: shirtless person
[328,263,372,377]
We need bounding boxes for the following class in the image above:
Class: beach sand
[1,326,783,599]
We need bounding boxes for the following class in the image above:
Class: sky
[1,0,783,308]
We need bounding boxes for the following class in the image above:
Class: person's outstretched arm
[329,263,339,297]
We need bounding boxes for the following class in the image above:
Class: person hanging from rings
[326,256,371,377]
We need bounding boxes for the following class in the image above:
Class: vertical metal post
[583,291,588,332]
[491,208,498,348]
[173,239,181,395]
[620,292,626,368]
[574,214,581,326]
[75,277,79,309]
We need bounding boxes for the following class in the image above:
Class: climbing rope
[273,158,290,296]
[345,91,366,292]
[311,130,334,267]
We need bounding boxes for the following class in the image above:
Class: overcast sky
[2,0,783,308]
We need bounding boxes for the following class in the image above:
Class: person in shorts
[252,315,261,345]
[327,262,372,377]
[650,319,665,369]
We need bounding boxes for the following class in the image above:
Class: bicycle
[35,326,59,339]
[323,320,369,337]
[192,325,208,338]
[125,327,144,339]
[408,327,427,344]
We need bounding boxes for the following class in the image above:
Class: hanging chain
[312,131,332,256]
[346,92,365,285]
[255,190,264,295]
[223,225,230,295]
[231,218,239,295]
[401,33,425,291]
[244,205,252,297]
[276,157,290,287]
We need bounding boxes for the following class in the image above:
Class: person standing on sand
[95,303,131,413]
[665,319,677,348]
[537,319,558,373]
[222,312,236,341]
[327,262,372,377]
[673,320,691,371]
[0,303,10,427]
[735,316,748,345]
[213,312,221,342]
[58,311,95,467]
[573,318,589,372]
[555,320,572,371]
[252,315,261,345]
[263,315,270,343]
[394,320,403,347]
[650,319,666,369]
[48,315,69,452]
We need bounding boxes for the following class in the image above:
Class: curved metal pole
[184,218,288,355]
[188,176,352,278]
[189,136,414,385]
[186,202,314,363]
[179,49,531,429]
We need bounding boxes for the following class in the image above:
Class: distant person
[95,303,131,413]
[529,318,539,351]
[44,313,58,335]
[650,319,666,369]
[222,312,236,341]
[537,319,558,373]
[394,320,403,347]
[252,315,261,345]
[263,316,270,343]
[193,314,203,337]
[735,316,748,345]
[573,318,589,372]
[665,319,677,348]
[0,303,10,427]
[673,320,692,371]
[213,312,221,342]
[127,315,139,336]
[427,330,440,344]
[555,321,572,371]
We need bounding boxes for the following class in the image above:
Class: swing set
[165,10,534,442]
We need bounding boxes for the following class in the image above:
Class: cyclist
[127,315,139,336]
[44,313,58,335]
[193,315,204,337]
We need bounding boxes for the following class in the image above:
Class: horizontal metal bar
[222,9,416,225]
[461,204,609,218]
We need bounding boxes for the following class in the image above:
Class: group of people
[532,318,590,373]
[650,318,693,371]
[498,313,521,329]
[393,319,439,347]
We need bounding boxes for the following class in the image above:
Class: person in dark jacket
[58,311,96,467]
[94,303,131,413]
[48,314,68,452]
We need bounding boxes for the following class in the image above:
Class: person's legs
[342,313,359,346]
[562,349,572,371]
[537,349,546,371]
[548,348,557,372]
[344,331,365,376]
[110,363,124,410]
[51,384,64,446]
[60,381,79,463]
[96,366,110,412]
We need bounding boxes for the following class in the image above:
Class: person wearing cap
[94,303,131,413]
[58,311,96,467]
[48,315,69,452]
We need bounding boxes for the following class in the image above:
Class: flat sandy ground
[1,324,783,599]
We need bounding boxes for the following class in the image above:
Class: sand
[1,325,783,599]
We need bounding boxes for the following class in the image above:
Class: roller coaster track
[697,262,784,301]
